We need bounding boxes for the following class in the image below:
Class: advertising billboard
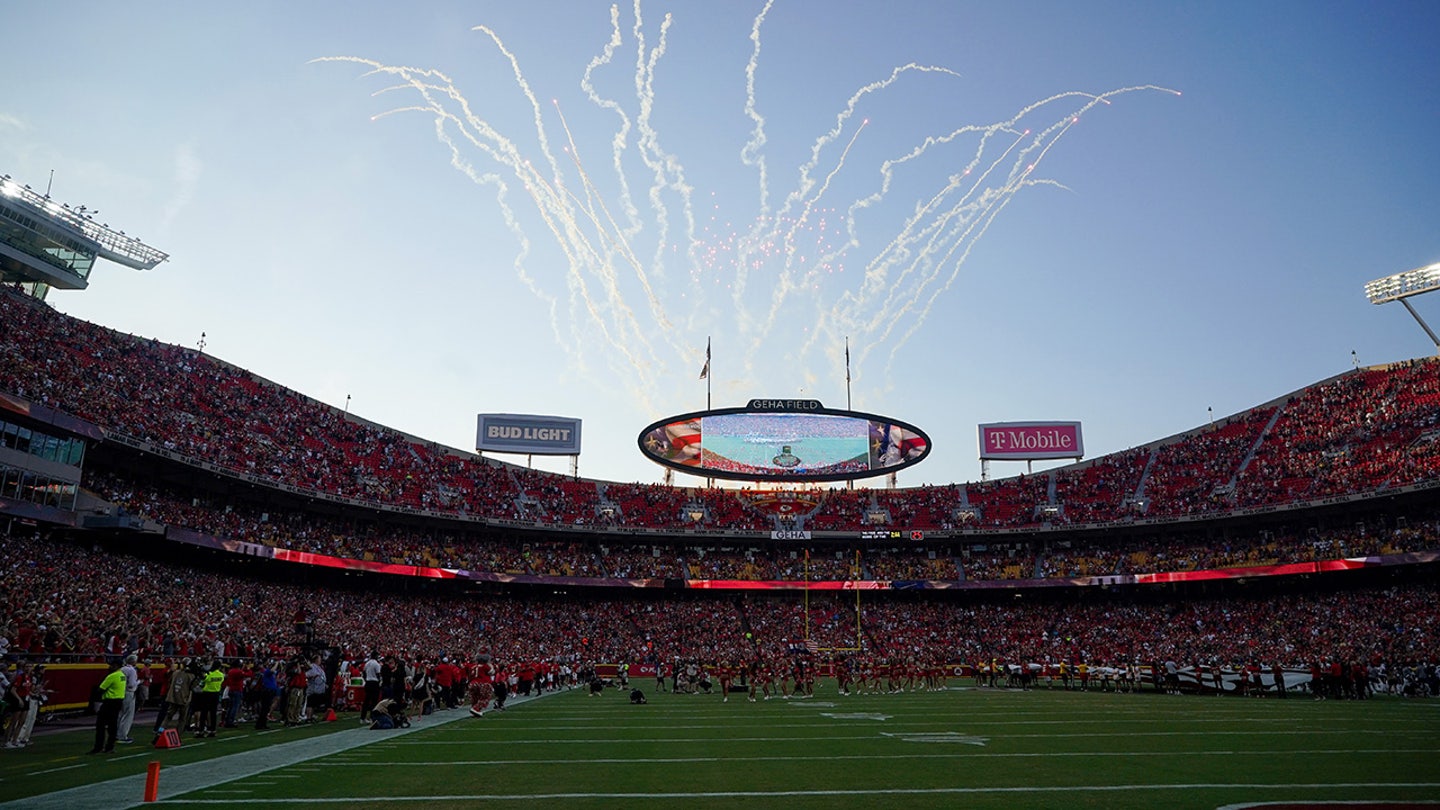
[638,399,929,482]
[476,413,583,456]
[978,421,1083,461]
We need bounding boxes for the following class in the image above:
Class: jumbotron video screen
[638,400,929,483]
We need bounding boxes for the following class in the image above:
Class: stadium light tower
[1365,262,1440,355]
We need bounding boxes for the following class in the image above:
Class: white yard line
[155,782,1440,803]
[308,748,1440,767]
[396,727,1435,745]
[0,692,557,810]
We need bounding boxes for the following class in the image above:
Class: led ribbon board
[637,399,930,483]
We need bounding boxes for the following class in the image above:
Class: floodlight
[1366,262,1440,353]
[1365,262,1440,304]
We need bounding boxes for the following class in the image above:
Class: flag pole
[854,549,863,649]
[700,336,712,488]
[845,337,854,491]
[803,548,811,645]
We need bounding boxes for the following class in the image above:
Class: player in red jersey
[467,656,495,717]
[834,656,853,696]
[717,662,734,703]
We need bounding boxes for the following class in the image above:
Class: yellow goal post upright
[803,548,864,653]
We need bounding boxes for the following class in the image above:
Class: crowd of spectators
[1051,448,1150,524]
[839,583,1440,672]
[1143,408,1276,518]
[75,465,1440,585]
[4,531,1435,690]
[4,289,1438,541]
[1236,361,1440,506]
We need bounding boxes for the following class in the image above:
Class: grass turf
[7,686,1439,809]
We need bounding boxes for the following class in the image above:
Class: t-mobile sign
[978,421,1084,461]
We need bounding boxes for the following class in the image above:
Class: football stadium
[3,3,1440,809]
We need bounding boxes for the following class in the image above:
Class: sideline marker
[144,760,161,802]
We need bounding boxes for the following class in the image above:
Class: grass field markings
[148,781,1440,802]
[1221,795,1440,801]
[25,764,86,777]
[301,747,1440,768]
[412,721,1434,734]
[880,732,989,744]
[1002,729,1437,739]
[396,726,1436,746]
[32,755,81,767]
[420,717,1330,731]
[398,735,895,744]
[112,751,166,762]
[0,690,521,810]
[488,704,1419,720]
[819,712,892,721]
[423,712,1421,728]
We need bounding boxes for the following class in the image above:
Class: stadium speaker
[153,729,182,749]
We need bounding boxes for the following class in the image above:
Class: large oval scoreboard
[638,399,930,483]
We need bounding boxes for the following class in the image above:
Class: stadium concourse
[2,282,1440,759]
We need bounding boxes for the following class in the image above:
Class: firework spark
[318,4,1176,413]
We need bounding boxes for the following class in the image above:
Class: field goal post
[803,548,865,653]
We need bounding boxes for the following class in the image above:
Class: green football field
[5,685,1439,809]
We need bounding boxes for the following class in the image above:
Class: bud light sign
[978,421,1083,461]
[477,414,583,455]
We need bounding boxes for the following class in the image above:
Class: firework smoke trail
[740,0,775,215]
[311,59,569,354]
[841,124,1021,314]
[839,90,1107,323]
[315,50,667,411]
[581,6,643,251]
[553,99,681,344]
[573,6,699,369]
[322,0,1180,412]
[630,3,702,299]
[795,119,1032,380]
[870,116,1093,362]
[468,23,667,381]
[790,120,1021,369]
[742,120,871,377]
[731,64,961,306]
[823,85,1169,380]
[856,128,1029,338]
[544,107,668,374]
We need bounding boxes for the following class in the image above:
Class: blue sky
[3,1,1438,487]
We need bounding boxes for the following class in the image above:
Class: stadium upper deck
[2,286,1438,538]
